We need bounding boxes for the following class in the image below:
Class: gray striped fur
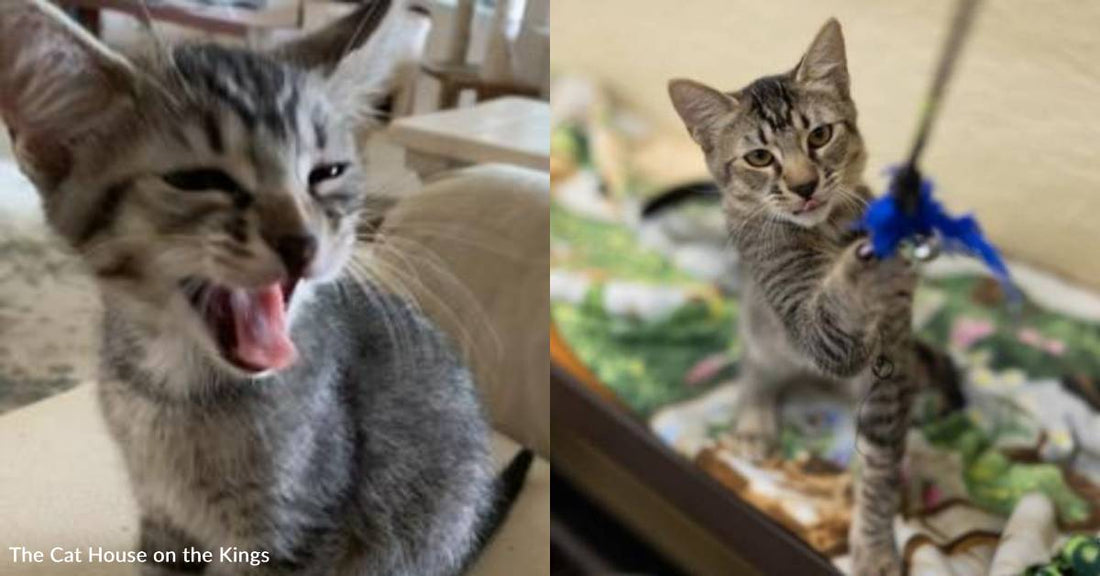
[670,20,936,576]
[0,1,511,574]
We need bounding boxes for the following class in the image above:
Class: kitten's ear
[794,18,849,96]
[274,0,429,124]
[668,78,738,147]
[272,0,395,73]
[0,0,137,187]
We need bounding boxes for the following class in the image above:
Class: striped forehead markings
[746,76,796,130]
[173,44,308,141]
[203,113,224,154]
[77,181,131,246]
[314,116,328,150]
[281,84,301,122]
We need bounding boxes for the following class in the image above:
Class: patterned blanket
[550,76,1100,575]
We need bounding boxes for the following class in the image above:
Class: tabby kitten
[669,20,949,576]
[0,1,528,575]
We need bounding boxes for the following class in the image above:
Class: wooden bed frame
[551,327,840,575]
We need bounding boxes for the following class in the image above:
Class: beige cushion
[375,164,550,456]
[0,384,548,575]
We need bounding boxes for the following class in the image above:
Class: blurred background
[553,0,1100,291]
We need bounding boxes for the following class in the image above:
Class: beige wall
[552,0,1100,290]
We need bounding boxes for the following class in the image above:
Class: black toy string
[896,0,982,215]
[856,0,988,461]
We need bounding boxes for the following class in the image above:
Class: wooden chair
[58,0,304,38]
[423,0,547,109]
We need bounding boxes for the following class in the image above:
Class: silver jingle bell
[912,236,941,262]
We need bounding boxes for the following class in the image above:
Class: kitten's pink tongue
[229,284,297,372]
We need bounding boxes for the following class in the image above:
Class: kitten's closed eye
[164,169,248,197]
[308,163,349,188]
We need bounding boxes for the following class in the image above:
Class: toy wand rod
[904,0,982,173]
[894,0,982,215]
[859,0,1015,298]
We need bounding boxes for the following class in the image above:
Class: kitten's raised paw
[849,543,902,576]
[841,241,916,300]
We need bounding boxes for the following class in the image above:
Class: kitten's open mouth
[181,277,300,374]
[794,198,824,214]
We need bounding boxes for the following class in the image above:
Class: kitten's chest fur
[737,200,864,386]
[741,278,812,375]
[99,333,355,554]
[94,284,495,574]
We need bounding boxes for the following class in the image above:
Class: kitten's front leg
[751,240,914,380]
[849,362,911,576]
[730,378,779,461]
[848,367,908,576]
[846,246,917,576]
[139,516,209,575]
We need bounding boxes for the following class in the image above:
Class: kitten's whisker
[371,234,497,319]
[375,222,528,263]
[363,239,502,367]
[136,0,167,52]
[359,262,441,365]
[130,0,189,110]
[339,262,415,371]
[349,251,423,315]
[347,254,425,357]
[354,238,493,372]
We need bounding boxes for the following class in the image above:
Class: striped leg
[849,323,915,576]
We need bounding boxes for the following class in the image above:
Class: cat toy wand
[858,0,1016,299]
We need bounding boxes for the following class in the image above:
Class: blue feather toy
[856,0,1017,301]
[858,167,1014,294]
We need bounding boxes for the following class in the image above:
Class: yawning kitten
[0,1,529,574]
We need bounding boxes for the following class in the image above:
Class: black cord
[896,0,982,212]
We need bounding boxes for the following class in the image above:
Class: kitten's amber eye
[808,124,834,149]
[744,149,775,167]
[308,163,349,187]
